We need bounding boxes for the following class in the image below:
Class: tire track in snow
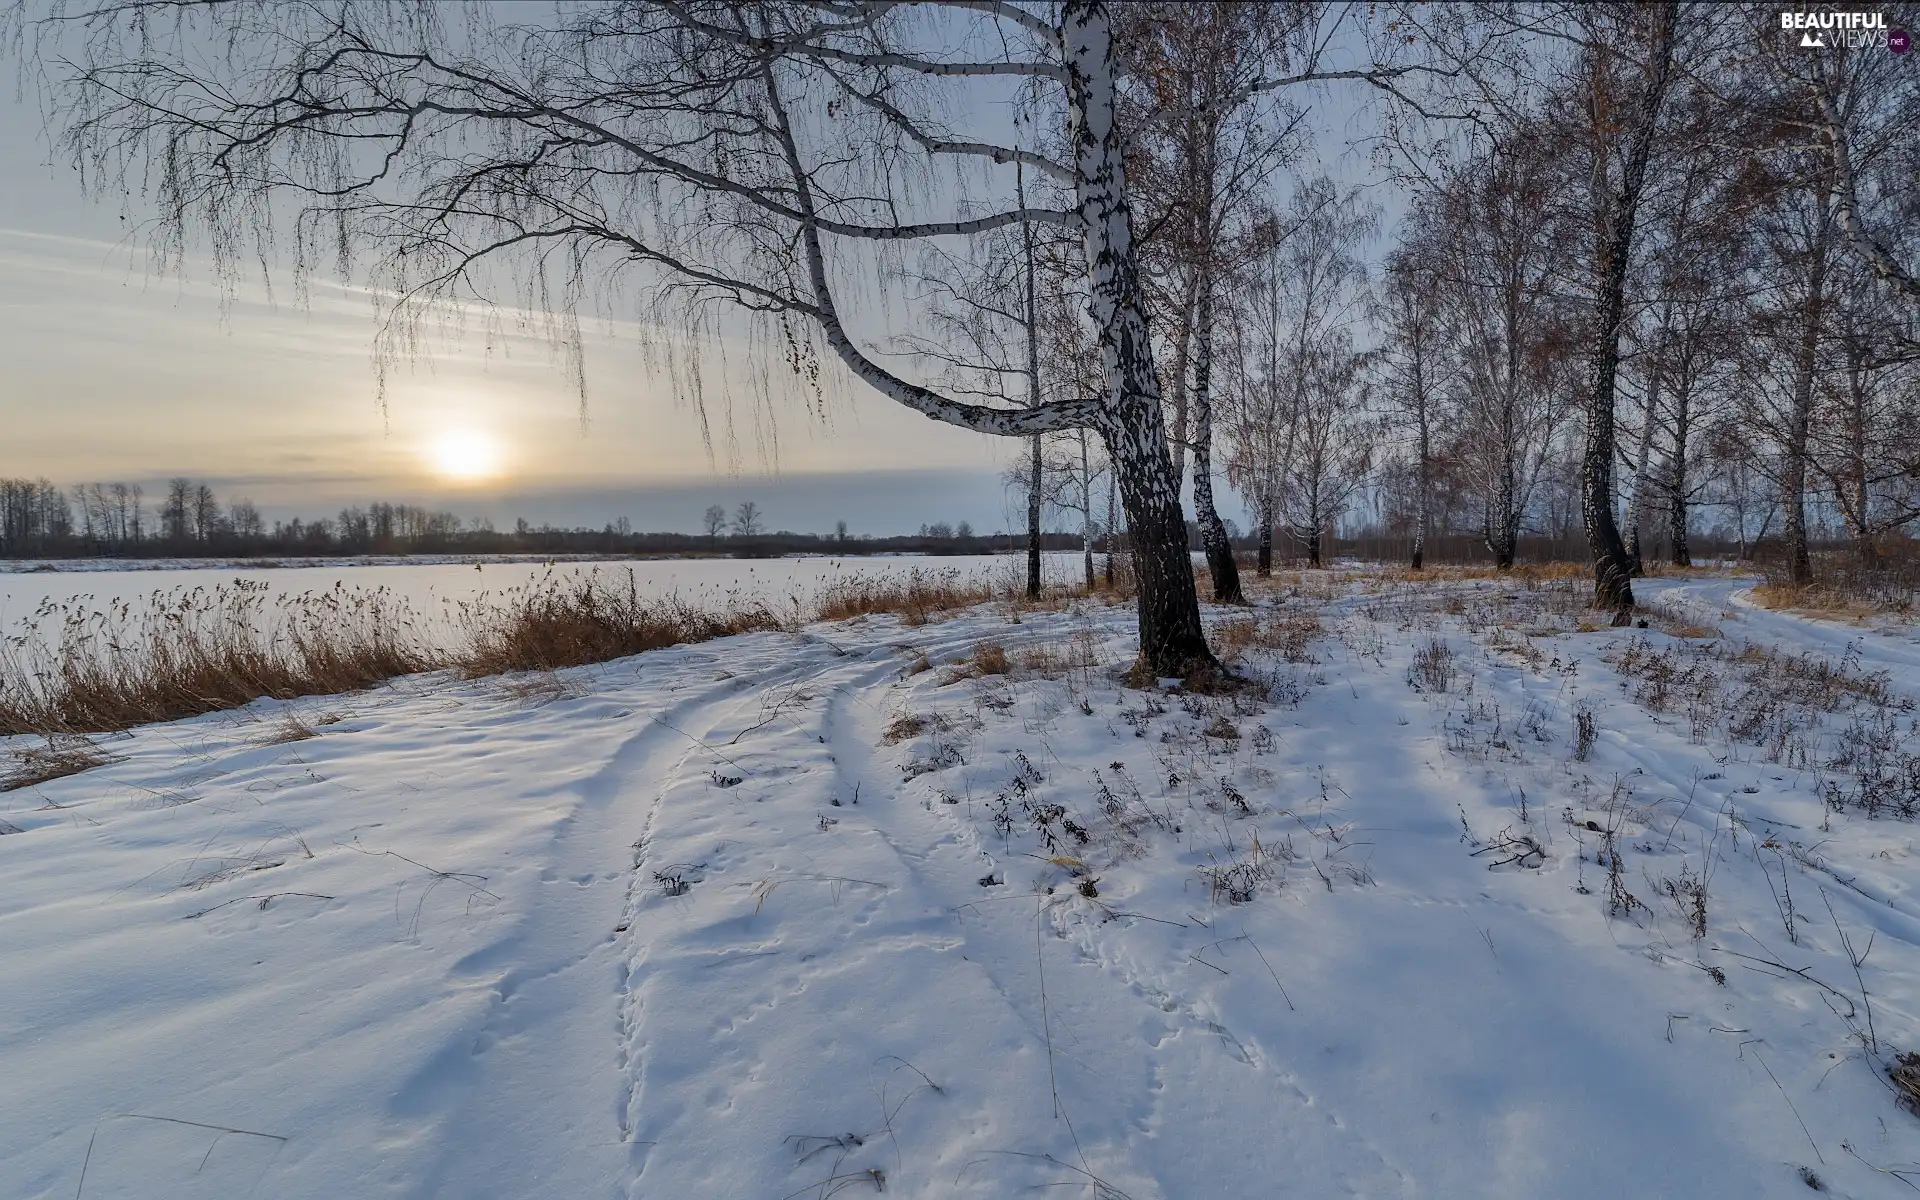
[614,618,1163,1198]
[812,612,1417,1198]
[398,638,869,1198]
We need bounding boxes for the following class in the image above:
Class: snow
[0,553,1089,651]
[7,571,1920,1197]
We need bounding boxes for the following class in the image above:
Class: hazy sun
[428,429,503,482]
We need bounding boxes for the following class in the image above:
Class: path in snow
[8,575,1920,1197]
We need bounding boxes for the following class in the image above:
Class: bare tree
[32,1,1412,675]
[703,504,729,549]
[1121,1,1311,603]
[1223,179,1376,572]
[732,501,763,539]
[1564,2,1680,613]
[1769,17,1920,314]
[229,499,265,541]
[1376,204,1451,570]
[1809,261,1920,563]
[160,477,193,547]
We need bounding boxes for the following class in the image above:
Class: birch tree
[1376,205,1450,570]
[1121,1,1312,604]
[28,0,1448,677]
[1433,138,1571,569]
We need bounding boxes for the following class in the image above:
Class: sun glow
[427,429,503,482]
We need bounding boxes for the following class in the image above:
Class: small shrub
[1890,1052,1920,1115]
[1573,702,1598,761]
[971,641,1009,676]
[1409,638,1456,694]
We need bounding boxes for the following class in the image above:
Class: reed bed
[0,565,1039,736]
[0,581,436,735]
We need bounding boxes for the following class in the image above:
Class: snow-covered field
[8,571,1920,1197]
[0,553,1088,650]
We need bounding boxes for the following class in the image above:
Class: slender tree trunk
[1104,469,1117,587]
[1490,463,1518,570]
[1065,2,1213,677]
[1028,435,1043,598]
[1668,455,1691,567]
[1668,376,1692,567]
[1020,163,1044,600]
[1079,431,1096,589]
[1783,217,1828,586]
[1256,495,1274,576]
[1167,270,1199,487]
[1625,370,1659,577]
[1190,286,1243,603]
[1581,2,1675,615]
[1412,399,1430,571]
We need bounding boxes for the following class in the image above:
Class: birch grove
[17,0,1920,627]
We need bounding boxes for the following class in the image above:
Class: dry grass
[1753,546,1920,620]
[254,710,321,745]
[814,568,996,626]
[1751,581,1886,622]
[1,735,118,792]
[0,565,1104,738]
[0,581,435,736]
[1891,1052,1920,1115]
[453,570,782,676]
[882,712,934,744]
[1213,612,1321,663]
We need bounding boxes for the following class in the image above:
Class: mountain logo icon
[1800,29,1827,47]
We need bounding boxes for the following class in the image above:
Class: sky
[0,12,1398,538]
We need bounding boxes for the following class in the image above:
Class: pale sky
[0,22,1397,538]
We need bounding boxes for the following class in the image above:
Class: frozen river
[0,552,1094,650]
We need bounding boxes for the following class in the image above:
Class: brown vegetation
[0,581,433,736]
[1751,546,1920,621]
[0,567,1097,738]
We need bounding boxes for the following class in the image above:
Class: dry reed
[0,565,1055,737]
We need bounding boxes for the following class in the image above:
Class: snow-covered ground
[7,571,1920,1197]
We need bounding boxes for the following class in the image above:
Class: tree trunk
[1488,464,1518,570]
[1105,402,1211,676]
[1190,286,1243,604]
[1105,469,1117,587]
[1065,2,1213,678]
[1256,497,1273,576]
[1668,376,1692,567]
[1027,434,1044,598]
[1167,269,1199,487]
[1080,429,1096,590]
[1021,164,1044,601]
[1412,400,1430,571]
[1581,2,1675,615]
[1625,370,1659,577]
[1668,454,1691,568]
[1783,217,1828,586]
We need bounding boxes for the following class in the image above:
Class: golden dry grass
[0,565,1105,738]
[1749,581,1883,622]
[453,571,783,677]
[813,568,997,626]
[0,581,435,736]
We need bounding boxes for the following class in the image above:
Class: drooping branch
[766,62,1102,438]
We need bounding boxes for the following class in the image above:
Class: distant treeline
[0,476,1096,561]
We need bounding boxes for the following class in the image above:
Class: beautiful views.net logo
[1779,10,1910,51]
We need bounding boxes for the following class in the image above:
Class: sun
[427,429,503,482]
